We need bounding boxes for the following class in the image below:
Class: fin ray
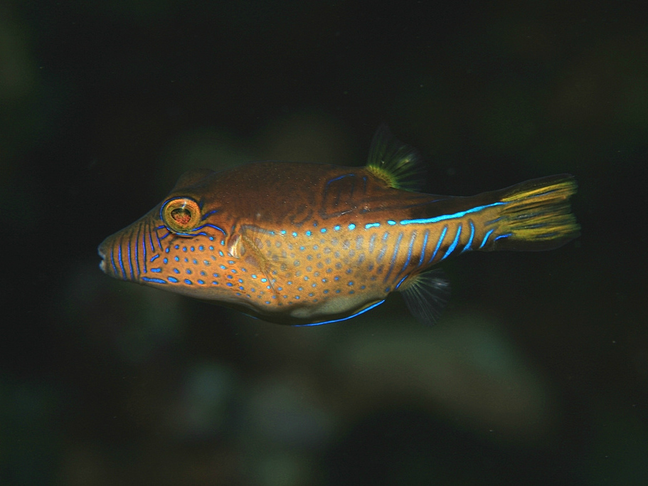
[231,226,280,294]
[366,125,426,191]
[399,270,450,326]
[484,174,580,251]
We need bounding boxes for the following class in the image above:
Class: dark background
[2,1,647,485]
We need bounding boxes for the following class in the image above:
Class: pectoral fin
[226,227,278,292]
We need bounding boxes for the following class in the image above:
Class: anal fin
[399,270,450,325]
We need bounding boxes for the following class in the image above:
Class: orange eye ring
[161,197,201,233]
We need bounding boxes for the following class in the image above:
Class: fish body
[98,127,579,325]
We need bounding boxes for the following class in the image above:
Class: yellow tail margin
[490,174,580,251]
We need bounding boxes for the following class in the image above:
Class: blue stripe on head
[134,226,141,276]
[142,222,147,273]
[110,246,119,277]
[117,237,126,279]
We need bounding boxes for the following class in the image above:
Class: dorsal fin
[366,125,426,192]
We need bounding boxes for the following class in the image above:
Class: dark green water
[2,1,646,484]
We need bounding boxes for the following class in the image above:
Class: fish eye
[161,197,201,233]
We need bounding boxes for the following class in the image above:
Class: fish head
[97,168,258,306]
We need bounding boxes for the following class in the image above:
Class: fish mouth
[97,241,108,274]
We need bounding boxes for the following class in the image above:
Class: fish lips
[97,238,110,274]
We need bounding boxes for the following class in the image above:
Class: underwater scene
[2,1,647,485]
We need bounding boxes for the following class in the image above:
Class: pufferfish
[98,126,579,326]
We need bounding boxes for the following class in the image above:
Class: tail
[484,174,580,251]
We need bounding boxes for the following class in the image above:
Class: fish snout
[97,223,150,282]
[97,238,110,274]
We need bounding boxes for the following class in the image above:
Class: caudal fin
[485,174,580,251]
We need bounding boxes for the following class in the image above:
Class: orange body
[99,129,579,325]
